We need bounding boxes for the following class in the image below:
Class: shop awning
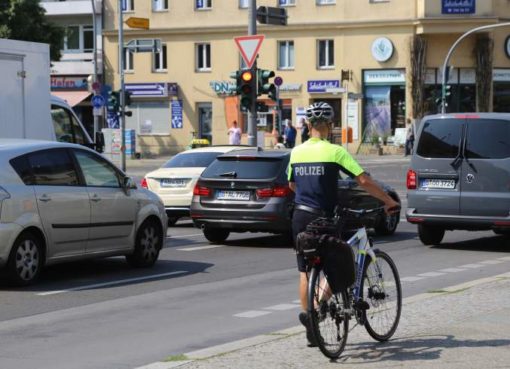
[52,91,91,107]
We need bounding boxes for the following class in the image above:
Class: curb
[134,271,510,369]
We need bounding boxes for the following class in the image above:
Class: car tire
[126,219,163,268]
[418,224,445,246]
[203,228,230,244]
[374,211,399,236]
[6,231,44,286]
[167,217,179,227]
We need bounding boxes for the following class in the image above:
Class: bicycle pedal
[353,300,370,311]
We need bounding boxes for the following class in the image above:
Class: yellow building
[102,0,510,155]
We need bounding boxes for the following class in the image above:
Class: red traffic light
[241,71,253,82]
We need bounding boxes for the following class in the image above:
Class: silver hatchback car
[0,140,168,285]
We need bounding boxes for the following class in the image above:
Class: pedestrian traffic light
[239,70,255,111]
[124,90,132,106]
[107,90,120,113]
[257,69,276,100]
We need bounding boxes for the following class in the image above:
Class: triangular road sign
[234,35,265,69]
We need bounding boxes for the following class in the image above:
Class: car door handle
[38,195,51,202]
[91,194,101,202]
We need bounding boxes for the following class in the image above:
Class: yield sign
[234,35,265,69]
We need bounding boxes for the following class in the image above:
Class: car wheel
[167,217,179,227]
[374,211,399,236]
[126,219,163,267]
[7,231,44,286]
[203,228,230,244]
[418,224,445,246]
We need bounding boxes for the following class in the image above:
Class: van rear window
[416,119,463,158]
[465,119,510,159]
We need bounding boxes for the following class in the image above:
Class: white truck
[0,38,103,151]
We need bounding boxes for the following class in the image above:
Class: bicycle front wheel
[361,250,402,341]
[308,265,349,359]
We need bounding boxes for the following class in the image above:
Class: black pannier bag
[296,218,355,292]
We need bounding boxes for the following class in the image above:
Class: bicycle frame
[346,227,377,302]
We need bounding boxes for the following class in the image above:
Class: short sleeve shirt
[288,138,364,214]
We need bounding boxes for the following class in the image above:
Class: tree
[0,0,64,61]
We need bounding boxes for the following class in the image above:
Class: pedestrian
[274,135,286,149]
[300,118,310,143]
[287,101,400,347]
[228,120,241,145]
[405,119,415,156]
[283,120,297,148]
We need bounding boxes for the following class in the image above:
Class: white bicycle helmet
[306,102,334,124]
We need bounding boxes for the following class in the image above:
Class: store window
[317,40,334,69]
[153,44,167,72]
[278,41,294,70]
[493,69,510,112]
[196,43,211,71]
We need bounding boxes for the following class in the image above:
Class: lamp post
[91,0,99,136]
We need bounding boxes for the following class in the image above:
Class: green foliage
[0,0,64,61]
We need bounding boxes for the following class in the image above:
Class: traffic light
[257,69,276,100]
[124,90,132,106]
[239,70,255,111]
[107,90,120,113]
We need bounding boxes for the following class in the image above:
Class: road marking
[459,263,484,269]
[36,271,187,296]
[417,272,445,278]
[177,245,224,251]
[263,304,300,311]
[168,233,203,239]
[400,276,425,282]
[234,310,272,318]
[439,268,465,273]
[480,259,505,265]
[499,256,510,262]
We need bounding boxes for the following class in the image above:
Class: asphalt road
[0,158,508,369]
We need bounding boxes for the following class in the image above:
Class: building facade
[102,0,510,155]
[41,0,104,137]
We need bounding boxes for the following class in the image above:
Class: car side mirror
[122,176,136,193]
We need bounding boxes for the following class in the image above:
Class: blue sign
[442,0,475,14]
[106,111,119,129]
[171,100,183,129]
[125,83,178,98]
[307,80,341,93]
[91,95,105,108]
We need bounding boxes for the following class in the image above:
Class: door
[411,118,465,215]
[29,149,89,258]
[73,149,138,253]
[460,118,510,217]
[198,103,212,144]
[0,54,24,137]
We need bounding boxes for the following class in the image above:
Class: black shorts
[292,209,320,272]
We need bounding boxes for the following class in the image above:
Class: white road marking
[263,304,300,311]
[417,272,445,278]
[400,276,425,282]
[177,245,224,251]
[292,300,301,304]
[168,233,204,239]
[36,271,187,296]
[498,256,510,262]
[234,311,272,318]
[459,263,484,269]
[480,260,505,265]
[439,268,466,273]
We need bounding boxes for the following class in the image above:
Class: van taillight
[141,178,148,189]
[193,184,211,197]
[407,169,417,190]
[256,185,290,198]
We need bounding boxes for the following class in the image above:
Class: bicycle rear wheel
[361,250,402,341]
[308,265,349,359]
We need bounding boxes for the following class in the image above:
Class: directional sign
[125,17,150,30]
[234,35,265,70]
[91,95,105,108]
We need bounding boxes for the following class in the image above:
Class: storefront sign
[347,100,359,140]
[459,69,475,84]
[364,70,405,85]
[279,83,302,92]
[126,82,178,98]
[307,80,340,93]
[493,69,510,82]
[210,81,237,95]
[442,0,475,15]
[171,99,183,129]
[371,37,394,63]
[51,76,88,90]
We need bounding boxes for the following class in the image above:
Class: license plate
[217,190,250,201]
[420,179,455,189]
[160,179,188,188]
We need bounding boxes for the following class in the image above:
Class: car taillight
[407,169,417,190]
[141,178,148,189]
[193,184,211,197]
[256,185,290,198]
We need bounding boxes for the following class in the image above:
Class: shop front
[493,69,510,112]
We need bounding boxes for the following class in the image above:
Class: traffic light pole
[248,0,257,147]
[118,0,126,172]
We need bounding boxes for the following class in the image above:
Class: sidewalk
[138,273,510,369]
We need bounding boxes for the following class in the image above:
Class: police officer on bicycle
[288,102,400,346]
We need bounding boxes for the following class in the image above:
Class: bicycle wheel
[308,265,349,359]
[361,250,402,341]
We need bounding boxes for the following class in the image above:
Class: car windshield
[202,157,284,179]
[162,152,221,168]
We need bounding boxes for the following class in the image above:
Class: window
[239,0,249,8]
[74,150,121,188]
[124,48,134,71]
[317,0,335,4]
[278,41,294,69]
[28,149,79,186]
[10,155,33,185]
[196,0,212,10]
[196,43,211,71]
[63,25,93,52]
[279,0,296,6]
[123,0,134,11]
[318,39,334,69]
[416,119,463,159]
[152,0,168,11]
[465,119,510,159]
[51,105,86,145]
[153,44,167,71]
[202,158,286,180]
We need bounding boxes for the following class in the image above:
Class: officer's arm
[355,173,399,213]
[289,182,296,192]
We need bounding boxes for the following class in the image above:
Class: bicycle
[300,206,402,359]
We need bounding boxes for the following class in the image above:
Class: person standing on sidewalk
[228,120,241,145]
[287,101,400,347]
[300,118,310,143]
[404,119,415,156]
[284,120,297,148]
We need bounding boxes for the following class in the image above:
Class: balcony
[41,0,102,16]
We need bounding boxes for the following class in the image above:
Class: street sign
[93,107,103,117]
[125,39,161,53]
[234,35,265,69]
[91,95,106,108]
[274,76,283,87]
[125,17,150,30]
[256,6,288,26]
